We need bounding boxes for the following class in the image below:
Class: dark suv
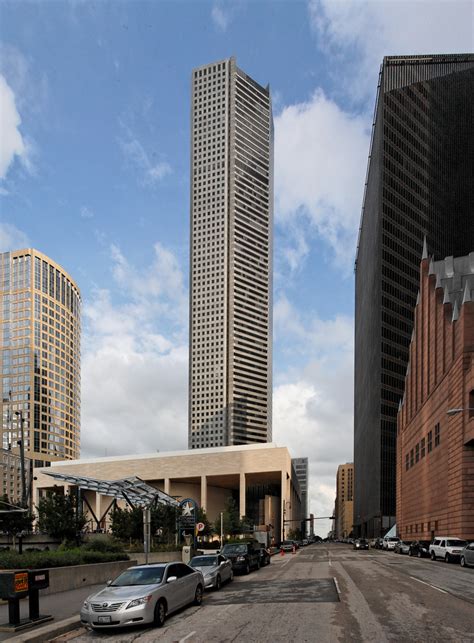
[220,542,260,574]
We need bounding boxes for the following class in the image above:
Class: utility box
[182,545,196,564]
[0,571,30,601]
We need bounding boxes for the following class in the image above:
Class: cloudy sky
[1,0,472,536]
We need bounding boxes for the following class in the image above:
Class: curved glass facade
[1,249,81,468]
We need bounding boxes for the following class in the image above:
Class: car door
[163,564,182,613]
[218,555,230,582]
[176,563,197,605]
[439,540,445,557]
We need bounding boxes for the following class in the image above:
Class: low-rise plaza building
[33,443,303,542]
[397,250,474,541]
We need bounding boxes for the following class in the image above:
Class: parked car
[80,563,204,630]
[383,537,400,551]
[189,554,233,590]
[394,541,411,555]
[302,539,309,546]
[373,538,384,549]
[460,542,474,568]
[280,540,297,552]
[220,542,260,573]
[408,540,431,558]
[430,537,468,563]
[353,539,369,550]
[257,544,271,566]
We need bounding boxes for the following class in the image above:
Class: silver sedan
[80,562,204,629]
[189,554,233,590]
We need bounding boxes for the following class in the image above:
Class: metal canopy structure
[43,472,180,509]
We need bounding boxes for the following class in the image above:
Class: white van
[429,537,468,562]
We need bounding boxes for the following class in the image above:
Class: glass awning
[43,472,180,509]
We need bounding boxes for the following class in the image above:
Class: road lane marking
[333,577,341,595]
[409,576,448,594]
[179,631,196,642]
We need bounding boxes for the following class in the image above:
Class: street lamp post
[14,411,27,508]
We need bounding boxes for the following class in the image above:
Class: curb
[6,616,81,643]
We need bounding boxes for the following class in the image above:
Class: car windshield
[190,556,218,567]
[447,540,467,547]
[388,538,399,542]
[111,567,165,586]
[222,544,247,554]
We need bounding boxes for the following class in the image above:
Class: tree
[214,497,241,537]
[0,494,33,536]
[111,504,179,545]
[37,488,86,541]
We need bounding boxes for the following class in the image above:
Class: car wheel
[267,556,271,565]
[430,551,436,561]
[445,553,451,564]
[256,559,261,570]
[229,569,234,582]
[215,575,221,591]
[194,584,203,606]
[408,549,412,556]
[154,599,166,627]
[417,551,422,558]
[460,556,466,567]
[245,563,250,575]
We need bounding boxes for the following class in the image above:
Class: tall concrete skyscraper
[354,54,474,537]
[189,57,273,449]
[1,249,81,471]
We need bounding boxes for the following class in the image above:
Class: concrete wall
[40,559,136,596]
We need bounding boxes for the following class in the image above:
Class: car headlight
[237,556,246,561]
[83,601,89,610]
[126,595,152,609]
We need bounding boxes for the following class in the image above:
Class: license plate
[98,616,111,624]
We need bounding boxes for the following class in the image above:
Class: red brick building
[397,249,474,541]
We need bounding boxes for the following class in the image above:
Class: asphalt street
[46,543,474,643]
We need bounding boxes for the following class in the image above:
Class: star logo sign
[182,501,194,517]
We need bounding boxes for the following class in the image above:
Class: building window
[415,443,419,463]
[405,453,409,471]
[420,437,425,458]
[410,449,414,467]
[470,390,474,418]
[435,423,440,447]
[427,430,433,453]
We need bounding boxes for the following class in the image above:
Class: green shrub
[82,537,123,553]
[0,548,129,570]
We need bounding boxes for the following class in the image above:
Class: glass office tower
[1,249,81,469]
[354,54,474,537]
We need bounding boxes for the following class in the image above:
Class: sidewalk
[0,584,103,641]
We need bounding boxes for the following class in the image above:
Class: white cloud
[81,243,188,458]
[80,206,94,219]
[0,75,28,180]
[211,4,231,31]
[0,223,30,252]
[309,0,474,101]
[274,90,370,271]
[273,297,354,537]
[118,122,171,187]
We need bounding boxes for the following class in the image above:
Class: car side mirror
[106,580,112,586]
[167,576,177,583]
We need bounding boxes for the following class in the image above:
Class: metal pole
[220,511,223,548]
[15,411,27,507]
[143,508,151,565]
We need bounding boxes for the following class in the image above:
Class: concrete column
[281,470,287,541]
[239,472,246,518]
[164,478,170,495]
[200,475,207,512]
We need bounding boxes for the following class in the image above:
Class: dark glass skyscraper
[354,54,474,538]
